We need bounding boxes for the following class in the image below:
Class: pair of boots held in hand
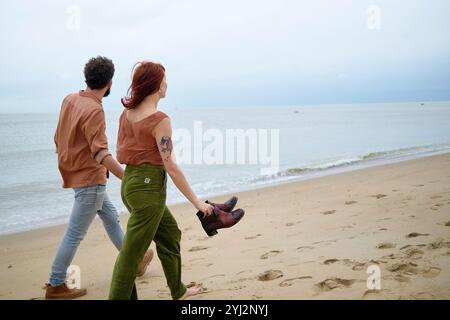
[196,196,245,237]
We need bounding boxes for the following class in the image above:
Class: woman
[109,61,214,300]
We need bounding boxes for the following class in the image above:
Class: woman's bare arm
[154,117,213,216]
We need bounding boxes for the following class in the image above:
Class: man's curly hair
[84,56,115,89]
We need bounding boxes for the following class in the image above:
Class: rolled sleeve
[95,149,112,164]
[82,108,110,163]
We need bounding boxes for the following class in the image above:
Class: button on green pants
[109,163,187,300]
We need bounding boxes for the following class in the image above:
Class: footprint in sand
[189,246,209,252]
[350,261,368,271]
[296,246,314,251]
[245,234,262,240]
[402,247,425,260]
[195,236,211,241]
[406,232,430,238]
[391,274,411,283]
[427,239,450,250]
[383,245,426,261]
[445,221,450,227]
[260,250,282,260]
[387,262,441,279]
[321,210,336,215]
[312,239,336,245]
[376,242,396,249]
[413,184,425,187]
[257,269,283,281]
[279,276,312,287]
[411,292,436,299]
[345,201,357,205]
[236,270,253,276]
[430,195,443,199]
[422,267,441,278]
[204,274,226,280]
[322,258,339,265]
[370,194,387,199]
[362,290,383,299]
[400,244,424,250]
[322,258,367,271]
[430,204,445,211]
[386,262,419,274]
[315,278,357,292]
[188,257,205,263]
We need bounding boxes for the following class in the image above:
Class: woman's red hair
[121,61,166,109]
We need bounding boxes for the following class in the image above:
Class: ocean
[1,101,450,235]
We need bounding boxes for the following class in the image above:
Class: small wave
[361,144,450,160]
[280,157,363,176]
[254,142,450,183]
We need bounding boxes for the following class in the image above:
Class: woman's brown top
[116,110,168,165]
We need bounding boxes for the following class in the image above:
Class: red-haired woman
[109,61,214,300]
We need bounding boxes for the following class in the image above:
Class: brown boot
[206,196,238,212]
[136,249,154,277]
[197,207,245,237]
[45,283,87,300]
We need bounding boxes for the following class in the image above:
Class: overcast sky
[0,0,449,112]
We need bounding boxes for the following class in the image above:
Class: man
[46,56,153,299]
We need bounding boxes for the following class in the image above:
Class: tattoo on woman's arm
[160,136,173,161]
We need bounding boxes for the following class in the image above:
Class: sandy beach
[1,152,449,300]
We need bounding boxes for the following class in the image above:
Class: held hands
[194,199,214,217]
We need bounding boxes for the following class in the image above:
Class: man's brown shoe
[137,249,154,277]
[45,283,87,300]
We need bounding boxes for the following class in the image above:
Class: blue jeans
[49,184,124,287]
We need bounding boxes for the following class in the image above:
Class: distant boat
[420,103,425,106]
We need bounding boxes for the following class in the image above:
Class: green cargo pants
[109,163,187,300]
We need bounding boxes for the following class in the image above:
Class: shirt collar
[79,90,102,104]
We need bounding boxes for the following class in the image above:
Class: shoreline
[1,148,449,237]
[0,152,449,299]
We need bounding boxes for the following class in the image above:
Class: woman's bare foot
[179,283,205,300]
[136,249,154,277]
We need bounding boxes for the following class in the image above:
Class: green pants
[108,163,187,300]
